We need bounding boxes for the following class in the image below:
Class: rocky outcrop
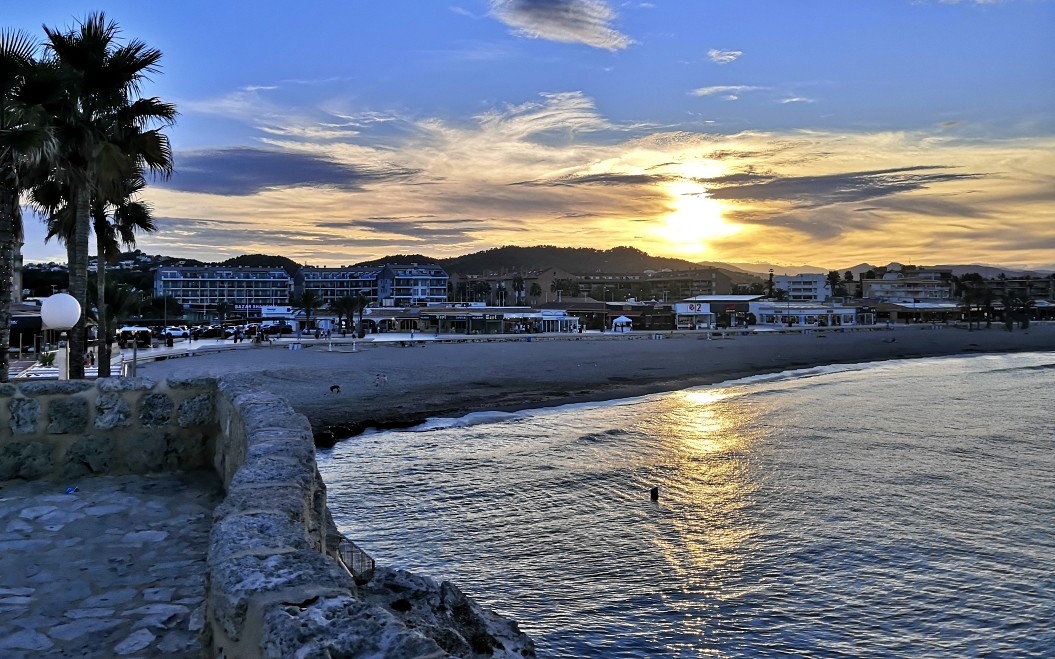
[359,568,536,658]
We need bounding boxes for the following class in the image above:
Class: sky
[9,1,1055,270]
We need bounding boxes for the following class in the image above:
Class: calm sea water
[317,352,1055,658]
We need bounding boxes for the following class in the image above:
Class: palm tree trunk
[0,187,17,383]
[94,223,111,377]
[66,185,90,379]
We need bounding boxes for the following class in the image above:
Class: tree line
[1,12,174,381]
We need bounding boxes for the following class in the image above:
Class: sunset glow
[8,1,1054,270]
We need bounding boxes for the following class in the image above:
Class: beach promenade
[135,323,1055,440]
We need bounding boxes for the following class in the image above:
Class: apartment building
[297,263,447,307]
[154,266,293,317]
[297,266,387,305]
[860,268,953,302]
[772,273,831,302]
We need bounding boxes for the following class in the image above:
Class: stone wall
[0,378,216,481]
[204,380,527,658]
[2,376,534,658]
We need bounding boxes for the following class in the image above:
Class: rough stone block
[167,376,215,390]
[241,404,313,436]
[245,432,317,465]
[8,398,40,435]
[178,392,214,427]
[124,431,208,472]
[206,550,354,643]
[19,381,95,396]
[0,441,53,480]
[123,432,170,473]
[0,383,16,396]
[214,482,315,525]
[47,397,89,434]
[62,435,115,478]
[230,455,317,493]
[139,393,173,427]
[95,393,132,430]
[259,594,446,659]
[96,377,157,392]
[209,512,312,564]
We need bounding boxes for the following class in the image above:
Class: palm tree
[290,291,324,332]
[1001,293,1020,331]
[512,275,525,305]
[34,174,157,377]
[40,13,175,378]
[529,282,542,304]
[214,300,234,325]
[471,281,491,304]
[328,296,359,336]
[88,281,140,359]
[0,30,63,383]
[0,30,36,383]
[1019,297,1035,329]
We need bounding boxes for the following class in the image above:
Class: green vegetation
[1,14,174,381]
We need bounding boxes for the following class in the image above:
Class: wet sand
[136,324,1055,442]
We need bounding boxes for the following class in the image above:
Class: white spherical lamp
[41,293,81,330]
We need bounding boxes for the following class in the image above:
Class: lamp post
[41,293,81,380]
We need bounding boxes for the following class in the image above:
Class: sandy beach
[135,323,1055,443]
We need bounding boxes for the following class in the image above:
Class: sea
[317,351,1055,658]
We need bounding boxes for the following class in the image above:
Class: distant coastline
[136,323,1055,443]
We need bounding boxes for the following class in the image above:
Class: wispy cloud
[164,148,419,196]
[690,85,765,101]
[707,48,742,64]
[781,96,815,104]
[490,0,632,50]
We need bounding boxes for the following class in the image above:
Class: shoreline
[136,323,1055,444]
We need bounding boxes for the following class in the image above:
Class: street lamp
[41,293,81,380]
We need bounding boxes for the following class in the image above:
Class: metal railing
[337,539,375,584]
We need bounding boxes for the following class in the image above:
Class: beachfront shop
[673,301,717,330]
[750,302,874,328]
[420,310,504,335]
[502,309,580,333]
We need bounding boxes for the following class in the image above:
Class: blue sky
[10,1,1055,269]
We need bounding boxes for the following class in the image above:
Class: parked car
[199,325,234,339]
[117,326,153,348]
[261,323,294,335]
[159,326,189,338]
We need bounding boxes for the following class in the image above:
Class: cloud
[707,48,742,64]
[691,85,765,101]
[781,96,815,104]
[111,88,1055,270]
[705,166,985,207]
[163,148,419,196]
[490,0,632,50]
[316,217,486,242]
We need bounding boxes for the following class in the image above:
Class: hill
[218,254,301,277]
[437,246,705,275]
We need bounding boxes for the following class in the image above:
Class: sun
[656,179,740,256]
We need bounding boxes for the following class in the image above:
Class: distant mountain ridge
[88,248,1052,281]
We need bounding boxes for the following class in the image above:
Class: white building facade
[773,273,831,302]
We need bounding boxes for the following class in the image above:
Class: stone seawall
[206,379,535,658]
[1,378,534,658]
[0,378,216,480]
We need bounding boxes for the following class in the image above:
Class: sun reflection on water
[635,387,763,602]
